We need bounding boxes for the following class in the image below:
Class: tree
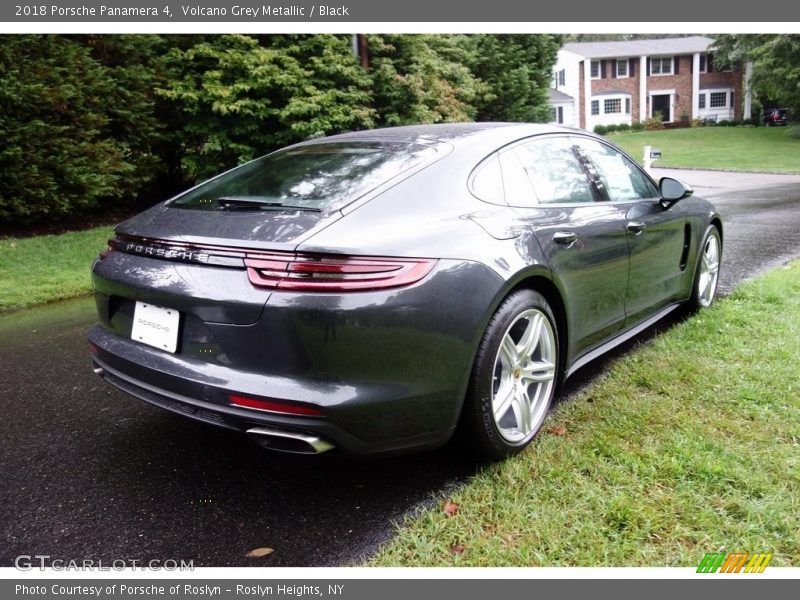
[714,35,800,113]
[0,36,139,224]
[159,34,374,181]
[468,34,563,122]
[367,35,489,126]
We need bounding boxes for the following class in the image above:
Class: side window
[469,154,505,205]
[575,138,659,201]
[501,136,599,206]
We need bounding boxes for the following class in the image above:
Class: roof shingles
[562,36,714,59]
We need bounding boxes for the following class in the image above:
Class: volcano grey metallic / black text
[88,123,722,458]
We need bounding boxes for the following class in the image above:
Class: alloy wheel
[698,232,720,307]
[490,308,556,443]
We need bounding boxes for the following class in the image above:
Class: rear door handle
[627,220,646,235]
[553,231,578,245]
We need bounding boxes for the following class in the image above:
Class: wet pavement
[652,168,800,295]
[2,169,800,567]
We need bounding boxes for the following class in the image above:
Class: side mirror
[659,177,693,204]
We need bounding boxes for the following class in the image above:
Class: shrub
[631,121,644,132]
[605,124,619,134]
[786,125,800,140]
[0,35,157,225]
[717,120,732,126]
[643,113,665,130]
[594,124,608,135]
[615,123,631,133]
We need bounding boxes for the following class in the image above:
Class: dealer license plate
[131,301,180,353]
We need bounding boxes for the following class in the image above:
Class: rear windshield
[170,141,437,211]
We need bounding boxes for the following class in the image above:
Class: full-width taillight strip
[107,235,436,292]
[244,254,436,292]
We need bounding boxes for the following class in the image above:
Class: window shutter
[674,56,680,74]
[612,61,617,78]
[708,53,714,72]
[601,60,606,79]
[630,58,636,77]
[646,57,651,76]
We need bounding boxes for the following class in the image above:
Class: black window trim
[497,133,607,208]
[574,136,662,204]
[469,133,662,209]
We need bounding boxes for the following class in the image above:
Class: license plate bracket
[131,301,180,353]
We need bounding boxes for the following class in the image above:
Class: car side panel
[519,204,630,365]
[622,199,688,325]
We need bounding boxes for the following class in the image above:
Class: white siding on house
[550,49,582,127]
[548,102,577,128]
[553,49,583,107]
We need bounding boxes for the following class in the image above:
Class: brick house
[548,36,752,131]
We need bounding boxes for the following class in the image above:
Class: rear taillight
[244,253,436,292]
[229,394,324,417]
[98,238,118,260]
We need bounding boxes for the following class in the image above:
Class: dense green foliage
[468,35,561,122]
[368,34,488,126]
[160,34,375,180]
[0,36,161,223]
[0,34,562,227]
[714,35,800,114]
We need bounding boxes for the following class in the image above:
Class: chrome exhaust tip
[246,426,335,455]
[93,367,105,376]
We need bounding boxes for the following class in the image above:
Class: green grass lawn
[370,261,800,567]
[0,226,112,311]
[608,127,800,173]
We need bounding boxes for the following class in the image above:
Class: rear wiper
[217,196,321,212]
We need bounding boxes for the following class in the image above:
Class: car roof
[295,122,587,150]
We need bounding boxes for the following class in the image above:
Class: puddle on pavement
[0,295,97,343]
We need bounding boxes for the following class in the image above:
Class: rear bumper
[88,325,453,455]
[88,257,505,455]
[89,331,454,456]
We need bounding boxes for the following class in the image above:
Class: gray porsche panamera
[88,123,722,459]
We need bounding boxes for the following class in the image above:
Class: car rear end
[88,136,502,455]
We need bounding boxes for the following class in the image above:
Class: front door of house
[651,94,671,122]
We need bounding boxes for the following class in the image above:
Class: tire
[460,289,560,460]
[687,225,721,312]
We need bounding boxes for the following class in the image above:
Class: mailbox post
[643,146,661,175]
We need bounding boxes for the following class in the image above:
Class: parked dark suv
[763,108,790,126]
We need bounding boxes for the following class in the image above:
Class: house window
[550,106,557,121]
[616,59,628,78]
[699,93,706,109]
[709,92,727,108]
[650,57,673,76]
[590,60,600,79]
[625,98,631,114]
[591,100,600,115]
[604,98,622,114]
[556,106,564,124]
[558,69,565,86]
[699,54,708,73]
